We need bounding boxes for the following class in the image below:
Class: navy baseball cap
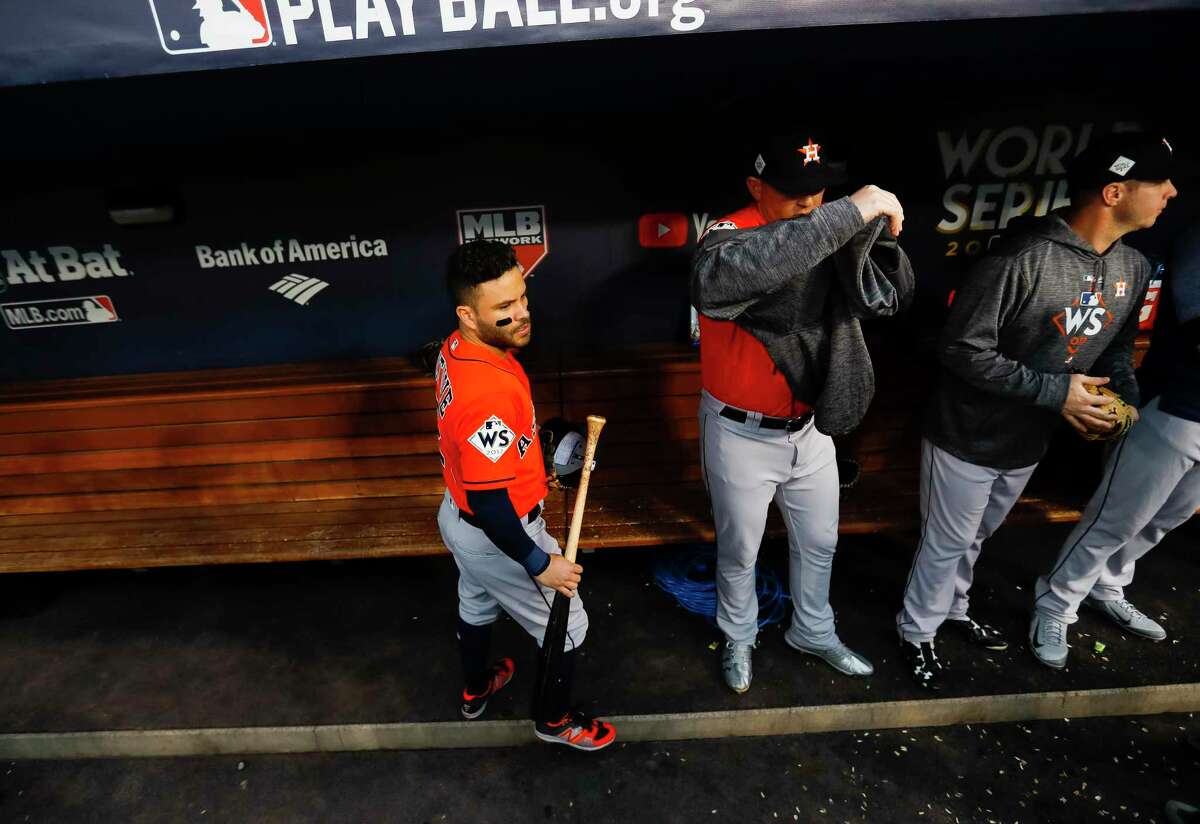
[1069,133,1174,190]
[750,134,848,196]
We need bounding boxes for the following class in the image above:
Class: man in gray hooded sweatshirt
[897,133,1176,688]
[1031,211,1192,670]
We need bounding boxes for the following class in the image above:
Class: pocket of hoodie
[769,329,827,397]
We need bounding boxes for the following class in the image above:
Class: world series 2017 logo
[457,206,548,276]
[149,0,272,54]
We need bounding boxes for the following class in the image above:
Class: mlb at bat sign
[2,246,132,287]
[2,0,1189,87]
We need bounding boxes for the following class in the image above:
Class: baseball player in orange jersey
[435,239,615,751]
[692,133,913,694]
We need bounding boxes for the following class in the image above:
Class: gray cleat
[785,636,874,676]
[721,639,754,694]
[1083,597,1167,641]
[1029,611,1069,669]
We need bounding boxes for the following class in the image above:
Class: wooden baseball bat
[533,415,605,722]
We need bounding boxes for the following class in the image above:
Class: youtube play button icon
[638,212,689,248]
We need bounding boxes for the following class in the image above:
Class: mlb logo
[457,206,549,277]
[149,0,272,55]
[1080,292,1101,307]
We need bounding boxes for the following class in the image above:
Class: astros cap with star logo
[749,133,849,196]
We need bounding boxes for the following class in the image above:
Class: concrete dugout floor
[0,519,1197,734]
[2,712,1198,823]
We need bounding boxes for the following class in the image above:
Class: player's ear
[1101,182,1124,207]
[746,176,763,201]
[456,303,479,334]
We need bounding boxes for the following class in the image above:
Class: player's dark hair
[446,240,519,307]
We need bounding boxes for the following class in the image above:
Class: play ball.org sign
[457,205,548,276]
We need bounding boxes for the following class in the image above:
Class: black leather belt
[720,405,814,433]
[460,502,542,529]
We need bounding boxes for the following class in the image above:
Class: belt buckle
[785,414,808,433]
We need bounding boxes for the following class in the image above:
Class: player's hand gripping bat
[533,414,605,721]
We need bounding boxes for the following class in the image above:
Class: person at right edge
[897,133,1176,688]
[1031,208,1195,671]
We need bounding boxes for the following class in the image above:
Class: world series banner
[0,0,1194,88]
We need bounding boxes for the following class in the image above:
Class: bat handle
[562,415,605,564]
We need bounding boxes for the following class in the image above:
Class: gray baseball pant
[897,438,1037,645]
[1034,397,1200,622]
[437,491,589,649]
[699,390,840,649]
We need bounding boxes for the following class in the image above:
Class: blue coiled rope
[653,545,789,628]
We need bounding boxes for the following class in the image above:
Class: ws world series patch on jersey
[469,416,515,463]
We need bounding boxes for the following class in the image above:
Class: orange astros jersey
[698,203,813,419]
[434,330,547,517]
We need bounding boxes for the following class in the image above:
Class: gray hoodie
[926,213,1150,470]
[691,197,915,436]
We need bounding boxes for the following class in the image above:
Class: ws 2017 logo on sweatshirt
[1052,293,1115,363]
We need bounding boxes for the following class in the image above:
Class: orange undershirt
[698,203,813,418]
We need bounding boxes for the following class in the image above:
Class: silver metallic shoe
[1029,611,1069,669]
[1083,596,1167,641]
[721,639,754,694]
[785,636,874,676]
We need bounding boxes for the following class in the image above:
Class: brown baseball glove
[1078,385,1136,441]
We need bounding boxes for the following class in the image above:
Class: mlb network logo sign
[3,296,120,331]
[457,206,548,276]
[149,0,272,54]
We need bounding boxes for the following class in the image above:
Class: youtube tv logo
[638,213,689,248]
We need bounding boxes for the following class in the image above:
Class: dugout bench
[0,336,1147,574]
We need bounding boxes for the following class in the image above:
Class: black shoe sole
[944,620,1009,652]
[534,729,617,751]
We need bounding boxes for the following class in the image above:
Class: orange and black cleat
[534,711,617,752]
[460,658,515,720]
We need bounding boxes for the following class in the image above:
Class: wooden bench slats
[0,434,438,476]
[0,412,435,457]
[561,396,699,422]
[0,495,450,528]
[0,386,555,437]
[0,535,453,573]
[0,477,450,516]
[0,338,1127,573]
[559,370,701,401]
[0,393,432,435]
[0,455,440,497]
[0,357,558,410]
[0,519,457,555]
[0,497,565,545]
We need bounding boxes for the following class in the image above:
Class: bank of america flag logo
[270,274,329,306]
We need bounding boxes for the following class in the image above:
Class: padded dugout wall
[0,14,1196,382]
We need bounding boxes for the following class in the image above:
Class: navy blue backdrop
[0,13,1196,381]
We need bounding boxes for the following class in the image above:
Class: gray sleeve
[1091,260,1149,406]
[938,255,1071,410]
[690,197,865,319]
